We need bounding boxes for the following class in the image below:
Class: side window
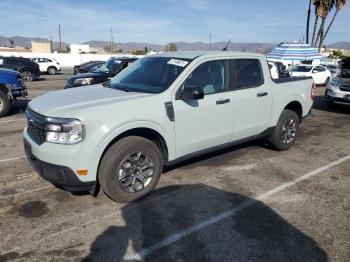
[317,66,326,72]
[46,59,52,62]
[184,60,227,95]
[39,58,45,63]
[233,59,264,89]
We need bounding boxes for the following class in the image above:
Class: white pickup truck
[23,52,315,202]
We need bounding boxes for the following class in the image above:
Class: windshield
[109,57,192,93]
[95,58,122,73]
[292,65,312,72]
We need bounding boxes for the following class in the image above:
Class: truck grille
[26,108,46,145]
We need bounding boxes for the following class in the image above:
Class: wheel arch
[93,126,170,196]
[284,101,303,122]
[0,84,9,95]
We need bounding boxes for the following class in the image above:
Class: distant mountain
[1,35,349,52]
[327,42,350,50]
[0,36,67,50]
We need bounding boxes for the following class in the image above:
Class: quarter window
[233,59,263,89]
[184,60,227,95]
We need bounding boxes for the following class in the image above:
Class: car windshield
[95,59,122,73]
[292,65,312,72]
[109,57,192,93]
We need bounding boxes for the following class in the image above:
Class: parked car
[339,57,350,78]
[65,57,138,88]
[325,76,350,106]
[0,56,40,81]
[291,64,331,85]
[274,61,290,78]
[321,64,340,75]
[73,61,105,75]
[0,69,27,117]
[24,52,314,202]
[268,62,279,79]
[75,61,105,74]
[31,57,61,75]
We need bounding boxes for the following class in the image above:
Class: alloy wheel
[117,151,155,193]
[281,119,297,144]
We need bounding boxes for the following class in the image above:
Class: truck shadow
[82,184,328,262]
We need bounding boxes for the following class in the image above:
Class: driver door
[173,60,234,157]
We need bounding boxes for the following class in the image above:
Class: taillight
[311,82,316,100]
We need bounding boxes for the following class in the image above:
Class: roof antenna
[222,39,231,51]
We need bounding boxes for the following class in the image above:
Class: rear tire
[0,91,10,118]
[99,136,163,203]
[268,109,300,151]
[21,71,34,81]
[47,66,57,75]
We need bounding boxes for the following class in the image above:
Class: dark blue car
[0,69,27,117]
[65,57,138,89]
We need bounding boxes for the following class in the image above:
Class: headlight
[74,78,93,86]
[5,84,18,89]
[45,118,85,144]
[330,78,340,87]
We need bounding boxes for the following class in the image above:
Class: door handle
[216,98,230,105]
[257,92,268,97]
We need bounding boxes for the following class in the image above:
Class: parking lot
[0,71,350,262]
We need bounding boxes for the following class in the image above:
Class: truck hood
[28,85,153,117]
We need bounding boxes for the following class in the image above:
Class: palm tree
[311,0,322,46]
[306,0,312,43]
[318,0,347,49]
[314,0,335,49]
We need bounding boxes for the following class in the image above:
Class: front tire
[21,71,34,81]
[0,91,10,118]
[47,66,57,75]
[99,136,163,203]
[268,109,300,151]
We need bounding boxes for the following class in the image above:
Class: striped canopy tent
[267,43,322,62]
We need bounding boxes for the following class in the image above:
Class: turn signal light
[76,169,88,176]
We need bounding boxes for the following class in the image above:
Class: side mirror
[180,86,204,100]
[312,70,319,74]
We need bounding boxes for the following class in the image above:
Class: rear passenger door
[231,58,272,140]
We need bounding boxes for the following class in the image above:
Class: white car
[291,64,331,85]
[268,62,279,79]
[31,58,61,75]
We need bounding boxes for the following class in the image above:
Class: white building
[70,44,90,54]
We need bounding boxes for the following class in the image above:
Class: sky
[0,0,349,44]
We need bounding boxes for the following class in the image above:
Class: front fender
[96,120,175,162]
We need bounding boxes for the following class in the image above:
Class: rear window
[233,59,264,89]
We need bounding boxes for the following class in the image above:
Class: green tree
[318,0,347,49]
[132,49,146,55]
[311,0,325,46]
[166,43,178,52]
[329,49,344,59]
[9,39,14,48]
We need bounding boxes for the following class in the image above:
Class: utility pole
[50,35,53,53]
[209,32,212,51]
[58,24,62,53]
[110,27,114,53]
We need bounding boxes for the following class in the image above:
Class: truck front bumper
[24,138,95,192]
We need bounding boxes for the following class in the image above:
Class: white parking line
[126,154,350,260]
[0,119,26,124]
[0,156,26,163]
